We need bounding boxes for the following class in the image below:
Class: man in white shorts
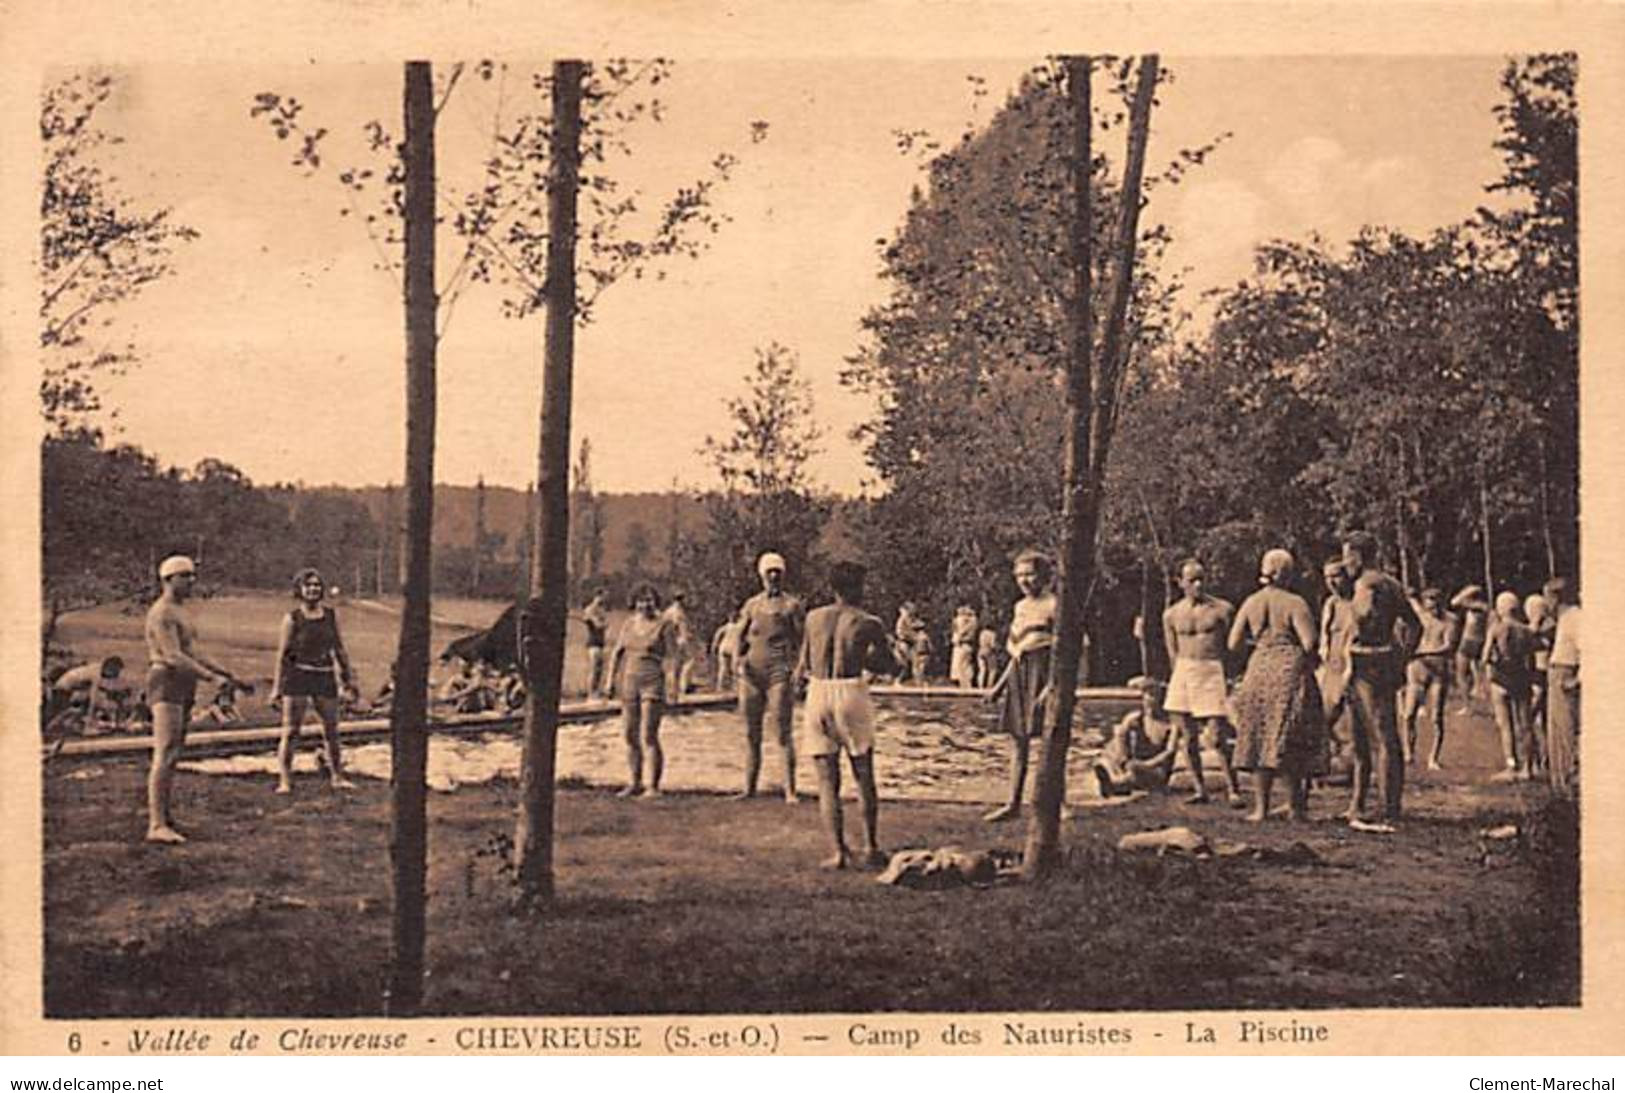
[1161,558,1243,806]
[797,560,898,870]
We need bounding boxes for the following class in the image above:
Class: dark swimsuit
[283,608,341,698]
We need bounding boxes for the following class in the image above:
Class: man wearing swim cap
[144,556,246,844]
[734,551,806,802]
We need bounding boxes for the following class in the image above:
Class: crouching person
[1093,676,1179,797]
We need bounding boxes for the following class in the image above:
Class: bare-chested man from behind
[797,561,899,869]
[1161,559,1243,806]
[144,555,245,844]
[1342,531,1421,825]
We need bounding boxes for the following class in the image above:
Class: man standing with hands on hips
[144,555,247,844]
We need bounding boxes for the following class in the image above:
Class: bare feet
[730,789,755,801]
[783,790,800,805]
[982,804,1019,823]
[1245,810,1267,824]
[145,826,187,845]
[642,787,664,800]
[274,782,292,796]
[820,852,849,871]
[1427,759,1444,772]
[1184,793,1211,805]
[330,776,357,790]
[617,784,643,798]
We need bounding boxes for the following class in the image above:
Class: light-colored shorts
[801,677,876,758]
[1165,657,1229,720]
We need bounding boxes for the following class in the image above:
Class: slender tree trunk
[472,476,486,597]
[1537,432,1557,579]
[1478,461,1494,593]
[1394,436,1410,589]
[1022,55,1095,882]
[1024,54,1158,881]
[514,60,584,909]
[385,59,437,1016]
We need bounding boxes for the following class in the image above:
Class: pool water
[182,696,1137,805]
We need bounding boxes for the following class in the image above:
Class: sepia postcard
[3,0,1624,1063]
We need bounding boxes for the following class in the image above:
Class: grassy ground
[43,746,1577,1017]
[51,592,634,726]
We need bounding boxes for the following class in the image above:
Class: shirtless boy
[1161,559,1242,806]
[144,555,246,844]
[797,561,898,869]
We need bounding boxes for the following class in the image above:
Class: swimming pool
[181,694,1138,804]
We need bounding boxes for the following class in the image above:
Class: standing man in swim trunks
[1343,531,1421,824]
[734,551,806,802]
[1451,585,1490,709]
[580,591,609,698]
[1401,587,1458,770]
[1162,559,1243,806]
[144,555,246,844]
[797,560,898,869]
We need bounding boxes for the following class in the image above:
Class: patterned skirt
[1231,642,1328,773]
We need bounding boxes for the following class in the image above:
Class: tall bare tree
[1024,54,1159,880]
[513,60,585,909]
[385,59,438,1012]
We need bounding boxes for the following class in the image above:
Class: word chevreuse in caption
[57,1017,1352,1055]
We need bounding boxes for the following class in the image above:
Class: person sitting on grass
[984,548,1057,823]
[196,677,246,727]
[797,560,899,870]
[437,658,487,713]
[46,656,132,736]
[1093,676,1179,798]
[606,582,679,799]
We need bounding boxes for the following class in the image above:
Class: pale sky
[84,56,1508,496]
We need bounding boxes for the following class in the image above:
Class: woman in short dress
[1228,549,1327,822]
[984,548,1057,823]
[606,582,678,798]
[270,568,357,794]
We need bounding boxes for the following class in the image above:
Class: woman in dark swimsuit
[271,568,357,794]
